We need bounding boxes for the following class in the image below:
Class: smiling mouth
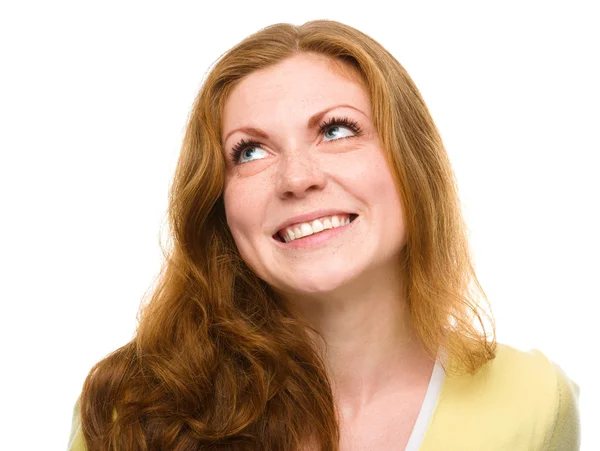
[272,213,359,242]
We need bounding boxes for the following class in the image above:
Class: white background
[1,1,597,449]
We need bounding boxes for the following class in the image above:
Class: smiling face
[221,52,407,301]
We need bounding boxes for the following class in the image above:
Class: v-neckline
[402,352,447,451]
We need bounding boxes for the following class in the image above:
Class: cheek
[355,153,405,230]
[223,182,271,279]
[223,179,263,243]
[348,150,399,201]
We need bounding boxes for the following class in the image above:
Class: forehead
[221,54,370,138]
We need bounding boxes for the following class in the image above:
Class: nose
[275,145,327,199]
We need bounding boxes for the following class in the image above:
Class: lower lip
[272,216,360,249]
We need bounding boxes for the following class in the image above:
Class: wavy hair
[78,19,496,450]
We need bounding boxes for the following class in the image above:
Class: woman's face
[221,52,406,300]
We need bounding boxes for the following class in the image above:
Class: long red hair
[78,19,496,450]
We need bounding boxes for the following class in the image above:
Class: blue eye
[229,139,267,165]
[228,116,362,165]
[319,116,362,141]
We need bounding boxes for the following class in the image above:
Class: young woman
[67,20,580,450]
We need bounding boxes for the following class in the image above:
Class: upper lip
[273,209,357,236]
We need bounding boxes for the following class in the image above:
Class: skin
[221,52,435,448]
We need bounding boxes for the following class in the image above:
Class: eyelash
[229,116,363,165]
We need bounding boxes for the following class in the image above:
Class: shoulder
[66,398,87,451]
[545,354,581,450]
[420,342,581,450]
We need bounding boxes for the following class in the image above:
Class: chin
[282,269,362,297]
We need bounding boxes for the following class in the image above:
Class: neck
[284,262,434,418]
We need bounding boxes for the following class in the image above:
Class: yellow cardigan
[66,343,580,450]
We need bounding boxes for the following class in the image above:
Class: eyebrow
[222,104,366,146]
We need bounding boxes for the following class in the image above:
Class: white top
[403,354,446,451]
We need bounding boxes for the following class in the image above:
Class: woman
[67,20,580,450]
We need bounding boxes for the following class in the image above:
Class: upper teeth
[279,214,352,243]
